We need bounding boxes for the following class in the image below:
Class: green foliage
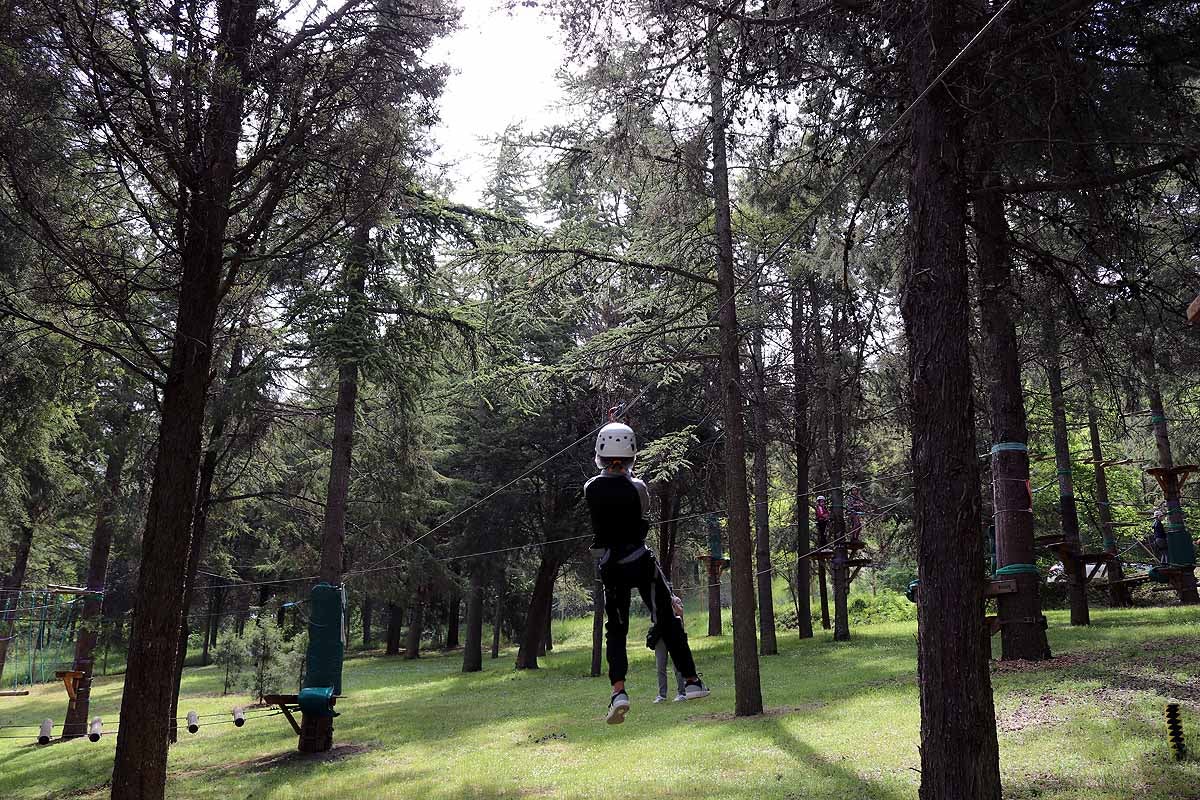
[845,590,917,625]
[244,623,304,703]
[212,636,249,697]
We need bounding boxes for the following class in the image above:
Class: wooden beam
[0,690,30,697]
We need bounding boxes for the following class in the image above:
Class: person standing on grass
[585,419,710,725]
[648,593,687,703]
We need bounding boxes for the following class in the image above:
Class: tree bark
[752,275,778,655]
[299,217,371,750]
[491,588,503,660]
[404,601,424,660]
[829,296,850,643]
[0,523,36,684]
[64,418,130,739]
[170,334,247,744]
[462,570,484,672]
[515,552,559,670]
[445,590,460,650]
[386,603,403,655]
[973,176,1051,660]
[1145,376,1199,603]
[1042,315,1090,626]
[1084,379,1130,606]
[900,2,1002,796]
[110,4,258,795]
[362,596,374,648]
[791,283,814,639]
[708,17,762,716]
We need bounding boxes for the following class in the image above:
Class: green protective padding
[991,442,1028,454]
[303,583,345,696]
[1150,415,1167,424]
[994,563,1040,576]
[298,686,338,718]
[1148,567,1169,584]
[905,579,918,603]
[1166,527,1196,567]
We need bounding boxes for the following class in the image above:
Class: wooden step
[984,579,1017,597]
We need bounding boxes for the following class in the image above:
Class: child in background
[814,495,831,545]
[649,594,687,703]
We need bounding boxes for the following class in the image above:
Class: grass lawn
[1,606,1198,799]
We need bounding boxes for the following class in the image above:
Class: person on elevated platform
[814,495,830,545]
[1152,510,1169,566]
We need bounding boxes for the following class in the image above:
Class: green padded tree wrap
[298,686,338,718]
[1165,522,1196,567]
[304,582,345,695]
[994,563,1039,576]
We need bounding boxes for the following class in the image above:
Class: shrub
[213,636,250,696]
[244,622,304,702]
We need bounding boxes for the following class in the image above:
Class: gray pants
[655,639,686,698]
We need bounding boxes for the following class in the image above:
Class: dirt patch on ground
[991,651,1102,673]
[175,742,374,780]
[687,703,827,723]
[46,783,110,800]
[996,694,1073,732]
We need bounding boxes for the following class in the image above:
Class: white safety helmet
[595,422,637,459]
[816,495,826,502]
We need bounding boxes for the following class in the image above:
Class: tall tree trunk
[974,176,1051,660]
[207,586,224,653]
[1043,315,1089,626]
[362,596,374,648]
[1145,374,1199,603]
[708,17,762,716]
[830,297,850,642]
[299,217,371,751]
[515,553,559,670]
[170,334,247,744]
[404,601,424,660]
[752,277,777,655]
[200,582,215,666]
[590,569,604,677]
[491,587,503,660]
[110,4,258,795]
[542,594,553,654]
[64,421,130,739]
[462,570,484,672]
[899,2,1002,796]
[792,283,814,639]
[386,603,403,655]
[445,590,460,650]
[0,523,36,684]
[1084,379,1130,606]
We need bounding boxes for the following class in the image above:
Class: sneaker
[653,695,667,704]
[683,679,710,700]
[606,691,630,724]
[673,693,687,702]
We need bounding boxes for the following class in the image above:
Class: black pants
[600,548,697,685]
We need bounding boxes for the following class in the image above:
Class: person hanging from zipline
[586,417,710,725]
[813,495,831,546]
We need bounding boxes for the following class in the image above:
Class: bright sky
[429,1,570,206]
